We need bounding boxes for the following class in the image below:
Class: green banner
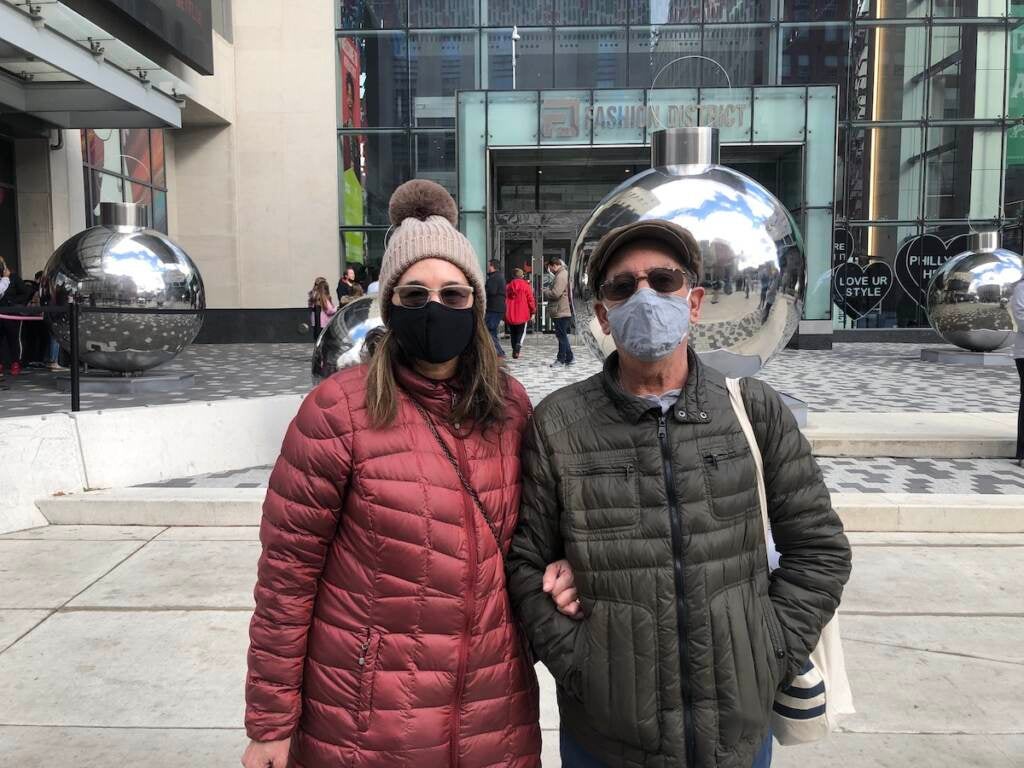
[1010,2,1024,166]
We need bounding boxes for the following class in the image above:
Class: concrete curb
[804,412,1016,458]
[36,487,1024,533]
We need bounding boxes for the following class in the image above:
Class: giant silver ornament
[312,295,383,383]
[44,203,205,373]
[570,128,805,376]
[925,231,1023,353]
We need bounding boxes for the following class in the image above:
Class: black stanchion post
[69,302,81,412]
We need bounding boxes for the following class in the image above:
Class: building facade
[1,0,341,341]
[338,0,1024,341]
[2,1,1020,344]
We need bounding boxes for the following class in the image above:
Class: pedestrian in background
[35,272,64,371]
[505,267,536,360]
[0,256,29,383]
[485,258,507,358]
[544,256,574,367]
[307,277,336,342]
[1011,277,1024,466]
[336,266,361,304]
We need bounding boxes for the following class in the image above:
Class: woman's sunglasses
[394,283,474,309]
[599,267,691,302]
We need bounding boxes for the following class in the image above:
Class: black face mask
[389,302,475,364]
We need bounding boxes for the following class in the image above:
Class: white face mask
[606,288,691,362]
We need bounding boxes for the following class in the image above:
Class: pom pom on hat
[388,179,459,227]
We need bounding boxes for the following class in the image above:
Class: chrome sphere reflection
[570,132,804,376]
[312,296,384,383]
[45,203,205,373]
[926,233,1023,352]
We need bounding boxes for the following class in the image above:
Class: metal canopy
[0,0,185,129]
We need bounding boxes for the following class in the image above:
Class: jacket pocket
[354,627,383,733]
[698,434,759,520]
[561,456,640,533]
[708,583,775,750]
[579,599,661,753]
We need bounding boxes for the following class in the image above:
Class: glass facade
[81,129,168,233]
[336,0,1022,329]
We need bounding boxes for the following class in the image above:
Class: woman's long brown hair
[365,300,507,429]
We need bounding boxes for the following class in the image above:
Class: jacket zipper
[356,627,381,732]
[658,414,696,767]
[450,435,477,767]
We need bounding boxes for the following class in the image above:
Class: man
[336,266,358,304]
[484,259,507,358]
[507,220,852,768]
[544,256,573,367]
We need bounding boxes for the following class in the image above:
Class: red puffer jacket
[245,363,541,767]
[505,278,537,326]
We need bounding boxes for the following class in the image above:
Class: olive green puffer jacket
[507,351,851,768]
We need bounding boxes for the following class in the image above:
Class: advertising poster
[340,37,365,264]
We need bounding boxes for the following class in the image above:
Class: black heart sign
[833,228,855,267]
[832,261,894,320]
[893,233,969,309]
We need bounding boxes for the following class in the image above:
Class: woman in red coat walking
[504,268,536,360]
[243,181,564,768]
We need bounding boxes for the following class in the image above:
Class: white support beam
[0,1,181,128]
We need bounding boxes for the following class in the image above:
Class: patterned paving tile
[137,457,1024,497]
[0,335,1019,418]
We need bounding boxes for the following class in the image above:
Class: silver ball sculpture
[570,127,805,377]
[312,295,383,383]
[45,202,205,373]
[925,231,1023,353]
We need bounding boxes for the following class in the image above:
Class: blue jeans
[552,316,574,363]
[559,730,772,767]
[485,311,505,357]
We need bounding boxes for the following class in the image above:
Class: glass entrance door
[497,229,540,331]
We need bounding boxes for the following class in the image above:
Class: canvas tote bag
[726,378,855,745]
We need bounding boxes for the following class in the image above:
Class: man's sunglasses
[394,283,474,309]
[599,267,692,302]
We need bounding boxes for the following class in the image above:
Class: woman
[307,277,336,342]
[505,268,536,360]
[243,180,546,768]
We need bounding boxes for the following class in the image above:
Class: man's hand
[543,559,583,620]
[241,737,290,768]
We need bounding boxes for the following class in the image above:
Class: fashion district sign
[541,98,749,139]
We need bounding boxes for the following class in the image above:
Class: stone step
[35,487,1024,533]
[804,412,1016,458]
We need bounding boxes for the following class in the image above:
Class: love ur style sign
[832,261,894,320]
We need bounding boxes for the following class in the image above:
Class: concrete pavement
[0,527,1021,766]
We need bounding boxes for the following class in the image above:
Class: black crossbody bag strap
[410,398,504,560]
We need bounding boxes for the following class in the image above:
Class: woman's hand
[241,737,291,768]
[543,559,582,620]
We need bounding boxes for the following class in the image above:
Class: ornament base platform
[920,347,1014,368]
[55,372,196,394]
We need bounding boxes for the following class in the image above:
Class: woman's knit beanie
[378,179,484,323]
